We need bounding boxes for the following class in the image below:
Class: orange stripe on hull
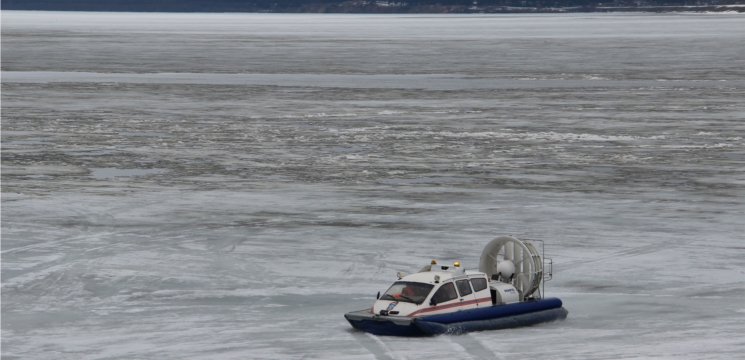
[407,297,491,316]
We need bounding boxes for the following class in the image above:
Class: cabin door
[453,277,478,311]
[468,276,491,307]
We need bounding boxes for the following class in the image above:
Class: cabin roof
[400,266,486,284]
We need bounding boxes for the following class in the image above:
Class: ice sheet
[3,11,745,360]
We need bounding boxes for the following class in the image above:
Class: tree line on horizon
[3,0,743,12]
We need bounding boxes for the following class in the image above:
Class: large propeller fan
[479,236,544,301]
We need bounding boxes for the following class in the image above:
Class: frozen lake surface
[2,11,745,359]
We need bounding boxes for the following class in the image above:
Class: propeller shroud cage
[479,236,544,301]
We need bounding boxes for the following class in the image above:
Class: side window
[431,282,458,304]
[456,279,473,296]
[471,278,487,292]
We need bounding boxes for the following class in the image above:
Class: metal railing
[524,238,553,299]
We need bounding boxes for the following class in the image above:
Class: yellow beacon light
[431,260,437,265]
[454,261,460,267]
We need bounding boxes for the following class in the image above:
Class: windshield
[381,281,434,304]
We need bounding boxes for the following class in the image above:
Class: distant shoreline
[3,2,744,14]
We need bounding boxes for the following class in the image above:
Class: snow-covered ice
[2,11,745,359]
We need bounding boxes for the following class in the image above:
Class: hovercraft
[345,236,567,336]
